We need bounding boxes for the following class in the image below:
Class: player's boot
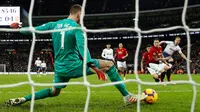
[123,93,147,106]
[5,97,26,106]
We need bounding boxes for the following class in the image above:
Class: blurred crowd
[0,38,199,74]
[0,52,53,72]
[172,41,200,74]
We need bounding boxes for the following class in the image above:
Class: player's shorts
[117,61,127,69]
[163,52,173,62]
[147,63,166,76]
[163,52,170,57]
[149,63,166,72]
[36,66,40,71]
[42,67,46,71]
[53,59,100,89]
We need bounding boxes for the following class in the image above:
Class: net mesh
[0,0,200,112]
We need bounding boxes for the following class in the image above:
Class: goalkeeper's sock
[24,88,54,101]
[106,65,129,96]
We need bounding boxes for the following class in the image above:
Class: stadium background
[0,0,199,74]
[0,0,200,112]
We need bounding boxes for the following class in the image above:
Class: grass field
[0,74,199,112]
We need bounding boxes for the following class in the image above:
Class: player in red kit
[147,39,171,82]
[140,44,151,73]
[114,43,128,80]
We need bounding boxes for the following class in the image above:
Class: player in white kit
[159,36,192,82]
[35,57,42,77]
[101,44,114,61]
[41,61,47,75]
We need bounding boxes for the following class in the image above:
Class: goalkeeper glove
[87,62,107,81]
[10,22,22,29]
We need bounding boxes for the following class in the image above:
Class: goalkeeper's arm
[10,22,56,34]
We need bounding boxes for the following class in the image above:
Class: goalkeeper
[5,4,146,106]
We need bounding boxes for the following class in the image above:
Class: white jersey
[101,48,114,60]
[35,60,42,67]
[41,63,46,68]
[163,41,182,56]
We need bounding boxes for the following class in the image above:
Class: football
[143,89,158,104]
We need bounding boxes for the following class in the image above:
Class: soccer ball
[143,89,158,104]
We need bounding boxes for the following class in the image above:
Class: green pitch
[0,74,199,112]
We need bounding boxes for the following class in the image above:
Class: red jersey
[142,52,150,65]
[115,48,128,60]
[149,46,163,63]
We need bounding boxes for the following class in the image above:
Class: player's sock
[153,77,160,82]
[147,67,159,81]
[106,65,129,96]
[160,72,166,82]
[24,88,54,101]
[123,71,126,80]
[166,69,171,82]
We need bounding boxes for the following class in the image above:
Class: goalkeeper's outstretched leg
[5,87,62,106]
[5,59,147,106]
[88,59,147,105]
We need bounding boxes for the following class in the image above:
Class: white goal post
[0,64,6,73]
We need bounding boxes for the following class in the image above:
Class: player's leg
[120,68,126,80]
[5,87,62,106]
[166,66,172,82]
[122,61,127,80]
[160,72,166,82]
[147,67,160,82]
[123,68,126,80]
[95,59,147,105]
[97,59,129,96]
[36,67,41,77]
[42,67,44,74]
[43,67,44,74]
[42,67,46,75]
[166,58,174,82]
[117,61,122,76]
[149,63,171,74]
[166,69,172,81]
[35,66,38,75]
[117,61,127,80]
[5,74,70,106]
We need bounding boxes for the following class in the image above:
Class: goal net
[0,0,200,112]
[0,64,6,73]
